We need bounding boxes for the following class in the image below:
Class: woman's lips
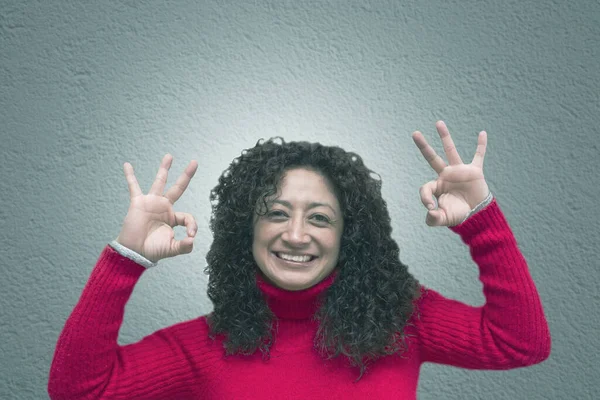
[271,252,318,266]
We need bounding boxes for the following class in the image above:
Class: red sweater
[48,199,551,399]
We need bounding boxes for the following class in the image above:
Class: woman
[48,121,551,399]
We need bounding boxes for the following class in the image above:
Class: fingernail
[427,204,434,210]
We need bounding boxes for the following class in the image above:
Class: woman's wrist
[108,240,158,269]
[458,191,494,225]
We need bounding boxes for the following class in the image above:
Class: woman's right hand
[116,154,199,263]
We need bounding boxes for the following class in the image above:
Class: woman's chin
[273,277,313,291]
[263,271,315,291]
[269,269,333,291]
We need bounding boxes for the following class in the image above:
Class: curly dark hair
[204,137,423,381]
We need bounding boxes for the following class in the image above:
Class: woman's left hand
[412,121,490,227]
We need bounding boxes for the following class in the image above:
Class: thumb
[426,208,443,227]
[169,236,195,257]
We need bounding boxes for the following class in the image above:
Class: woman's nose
[282,217,310,245]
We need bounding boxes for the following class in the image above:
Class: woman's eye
[312,214,330,224]
[265,211,329,224]
[267,210,287,218]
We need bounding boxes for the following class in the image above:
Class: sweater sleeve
[48,246,218,399]
[412,198,551,369]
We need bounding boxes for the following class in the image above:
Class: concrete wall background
[1,1,598,398]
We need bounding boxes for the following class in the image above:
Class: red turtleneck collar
[255,270,338,320]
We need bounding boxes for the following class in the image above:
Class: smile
[272,252,318,264]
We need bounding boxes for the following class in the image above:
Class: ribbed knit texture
[48,198,551,399]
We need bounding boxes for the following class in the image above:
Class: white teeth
[278,253,313,263]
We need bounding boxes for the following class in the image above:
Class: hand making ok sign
[412,121,491,227]
[116,154,199,262]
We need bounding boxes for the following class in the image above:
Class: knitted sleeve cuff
[457,191,495,225]
[108,240,158,269]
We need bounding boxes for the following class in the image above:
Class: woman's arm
[48,155,211,398]
[413,198,551,369]
[48,246,216,399]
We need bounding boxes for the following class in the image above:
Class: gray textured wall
[1,1,598,399]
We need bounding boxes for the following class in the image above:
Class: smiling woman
[48,125,551,400]
[202,137,424,382]
[252,168,344,291]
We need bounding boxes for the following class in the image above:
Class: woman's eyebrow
[270,199,337,216]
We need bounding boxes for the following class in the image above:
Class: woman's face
[252,168,344,291]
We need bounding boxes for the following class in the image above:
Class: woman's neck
[256,270,338,320]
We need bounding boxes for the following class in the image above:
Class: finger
[123,162,143,198]
[412,131,447,175]
[149,154,174,196]
[419,180,439,211]
[173,212,198,237]
[435,121,463,165]
[471,131,487,168]
[165,160,199,204]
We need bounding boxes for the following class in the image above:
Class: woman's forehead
[275,169,337,198]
